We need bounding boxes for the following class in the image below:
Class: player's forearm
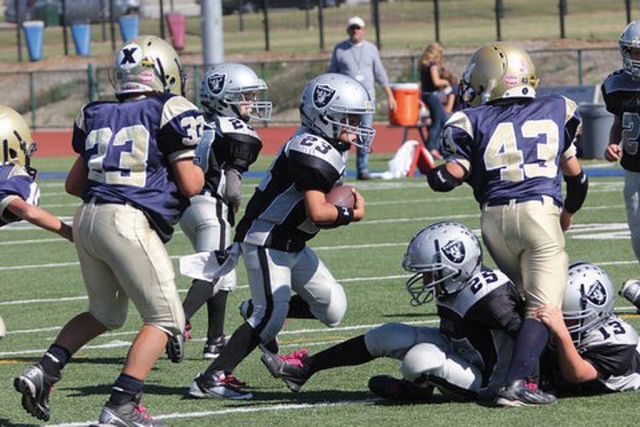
[9,201,72,241]
[555,334,598,383]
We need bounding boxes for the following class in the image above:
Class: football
[326,184,356,209]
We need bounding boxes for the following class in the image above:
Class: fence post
[433,0,440,44]
[29,72,36,129]
[88,63,95,102]
[577,49,583,86]
[193,65,200,105]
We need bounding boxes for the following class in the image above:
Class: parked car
[5,0,140,25]
[221,0,344,16]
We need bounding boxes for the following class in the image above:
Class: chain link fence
[0,45,619,129]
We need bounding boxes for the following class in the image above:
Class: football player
[14,36,205,426]
[603,21,640,264]
[537,263,640,394]
[166,63,272,363]
[0,106,73,342]
[426,42,588,406]
[187,73,370,400]
[260,221,524,402]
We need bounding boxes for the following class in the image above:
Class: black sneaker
[202,335,227,360]
[357,171,371,181]
[96,397,167,426]
[495,380,556,407]
[260,349,310,392]
[189,371,253,400]
[238,299,279,354]
[14,364,59,422]
[166,322,191,363]
[367,375,434,401]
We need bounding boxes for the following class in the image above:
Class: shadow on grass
[381,312,436,318]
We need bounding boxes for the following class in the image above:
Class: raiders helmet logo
[313,84,336,109]
[441,239,466,264]
[586,281,607,306]
[207,73,226,96]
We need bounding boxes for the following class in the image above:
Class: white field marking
[48,400,376,427]
[0,274,409,309]
[0,319,439,357]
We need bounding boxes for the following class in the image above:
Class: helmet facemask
[200,64,273,122]
[300,74,376,152]
[620,21,640,79]
[402,221,482,307]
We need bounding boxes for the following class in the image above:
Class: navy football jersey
[72,93,205,242]
[543,314,640,394]
[442,95,581,207]
[234,128,346,252]
[602,69,640,172]
[202,115,263,199]
[437,268,524,389]
[0,164,40,227]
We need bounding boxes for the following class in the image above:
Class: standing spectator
[603,21,640,264]
[165,63,271,363]
[328,15,396,180]
[419,42,451,159]
[186,73,370,400]
[14,35,205,426]
[426,42,589,406]
[0,105,74,342]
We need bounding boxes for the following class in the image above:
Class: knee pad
[365,323,423,359]
[311,284,347,327]
[400,342,447,382]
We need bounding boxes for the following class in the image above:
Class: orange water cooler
[389,83,420,126]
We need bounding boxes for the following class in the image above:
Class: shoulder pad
[215,116,261,141]
[603,70,638,93]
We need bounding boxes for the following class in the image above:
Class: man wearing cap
[328,16,397,180]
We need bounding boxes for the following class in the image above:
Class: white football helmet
[620,21,640,79]
[111,35,186,97]
[460,42,538,107]
[299,73,376,151]
[200,63,272,122]
[563,262,615,345]
[0,106,37,175]
[402,221,483,306]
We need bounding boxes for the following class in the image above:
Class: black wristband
[333,206,354,227]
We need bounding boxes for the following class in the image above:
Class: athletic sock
[204,322,260,375]
[40,344,71,379]
[506,318,549,383]
[183,279,215,320]
[109,373,144,406]
[206,290,228,339]
[308,335,373,375]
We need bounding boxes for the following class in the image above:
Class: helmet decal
[586,281,607,306]
[313,84,336,109]
[442,239,466,264]
[207,73,226,96]
[117,45,142,69]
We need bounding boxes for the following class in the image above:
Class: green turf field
[1,155,639,426]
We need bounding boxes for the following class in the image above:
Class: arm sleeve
[371,45,390,87]
[288,151,340,194]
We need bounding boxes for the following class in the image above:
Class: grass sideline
[1,156,640,426]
